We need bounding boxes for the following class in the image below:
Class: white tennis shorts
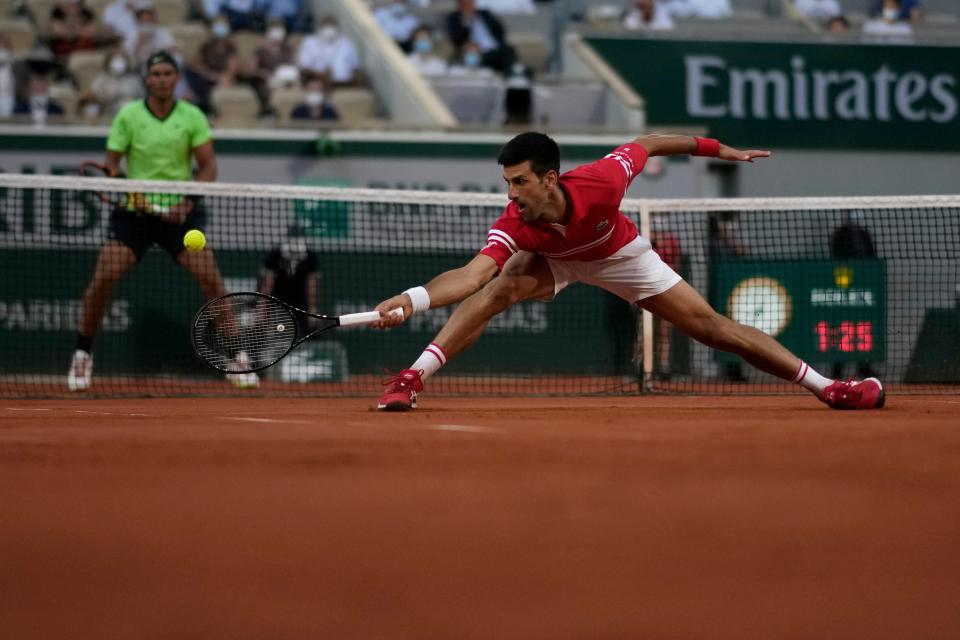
[545,236,682,303]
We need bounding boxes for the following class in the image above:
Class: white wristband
[403,286,430,314]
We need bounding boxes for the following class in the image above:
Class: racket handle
[339,307,404,327]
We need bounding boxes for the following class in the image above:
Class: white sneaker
[226,350,260,389]
[67,349,93,391]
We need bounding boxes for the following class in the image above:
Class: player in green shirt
[68,51,258,391]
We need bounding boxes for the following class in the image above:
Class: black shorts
[107,203,207,261]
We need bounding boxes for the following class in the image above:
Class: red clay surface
[2,395,959,639]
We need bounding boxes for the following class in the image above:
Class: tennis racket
[79,161,171,215]
[191,292,403,374]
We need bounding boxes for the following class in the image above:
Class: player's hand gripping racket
[191,292,403,374]
[80,161,170,215]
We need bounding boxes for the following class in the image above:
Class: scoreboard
[712,259,886,364]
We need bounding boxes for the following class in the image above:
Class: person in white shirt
[406,25,448,77]
[476,0,535,14]
[794,0,842,23]
[861,0,913,43]
[124,3,176,71]
[373,0,420,50]
[662,0,732,19]
[624,0,675,31]
[0,37,15,118]
[102,0,138,41]
[297,14,361,84]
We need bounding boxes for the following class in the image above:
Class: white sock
[791,360,832,397]
[409,342,447,381]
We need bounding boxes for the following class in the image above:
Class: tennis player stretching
[67,51,258,391]
[373,132,884,411]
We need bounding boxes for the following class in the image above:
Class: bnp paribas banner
[585,37,959,151]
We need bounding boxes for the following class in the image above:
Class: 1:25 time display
[815,321,874,353]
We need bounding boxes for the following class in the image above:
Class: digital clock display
[815,321,874,353]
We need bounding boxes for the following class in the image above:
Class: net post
[639,200,654,393]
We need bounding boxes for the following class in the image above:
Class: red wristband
[693,137,720,157]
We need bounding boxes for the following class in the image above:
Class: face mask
[212,22,230,38]
[83,102,101,117]
[0,49,11,65]
[318,26,338,42]
[305,91,324,107]
[267,26,286,42]
[139,23,156,34]
[882,8,899,20]
[464,51,481,68]
[391,3,406,16]
[414,38,432,54]
[109,56,127,75]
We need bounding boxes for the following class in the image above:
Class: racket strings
[193,294,297,372]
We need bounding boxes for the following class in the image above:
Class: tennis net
[1,172,958,398]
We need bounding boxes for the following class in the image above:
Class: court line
[216,417,315,424]
[430,424,502,434]
[4,407,52,412]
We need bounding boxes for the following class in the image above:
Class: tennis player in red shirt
[373,132,884,411]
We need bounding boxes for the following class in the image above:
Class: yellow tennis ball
[183,229,206,252]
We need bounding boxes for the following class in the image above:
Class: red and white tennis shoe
[378,369,423,411]
[821,377,885,410]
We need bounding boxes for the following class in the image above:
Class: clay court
[2,395,959,639]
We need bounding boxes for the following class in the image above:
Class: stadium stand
[66,48,105,92]
[0,18,34,54]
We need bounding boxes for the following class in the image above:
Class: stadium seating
[0,18,35,54]
[331,87,378,125]
[507,32,552,73]
[153,0,187,26]
[67,50,106,93]
[168,22,209,61]
[230,31,265,66]
[270,86,306,124]
[211,85,260,125]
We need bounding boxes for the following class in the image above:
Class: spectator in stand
[373,0,420,52]
[830,211,878,380]
[793,0,842,24]
[826,14,850,36]
[249,19,294,116]
[124,3,176,72]
[14,75,65,118]
[407,25,448,77]
[862,0,913,43]
[476,0,536,14]
[184,15,240,114]
[661,0,733,19]
[0,36,15,119]
[263,0,310,33]
[869,0,921,24]
[290,76,339,121]
[707,211,748,382]
[623,0,675,31]
[650,218,682,380]
[48,0,102,59]
[220,0,264,32]
[88,49,144,116]
[446,0,516,74]
[103,0,139,42]
[447,40,495,77]
[297,15,361,85]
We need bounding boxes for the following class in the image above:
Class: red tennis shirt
[479,143,648,270]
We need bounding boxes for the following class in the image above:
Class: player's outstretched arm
[633,134,770,162]
[373,254,499,328]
